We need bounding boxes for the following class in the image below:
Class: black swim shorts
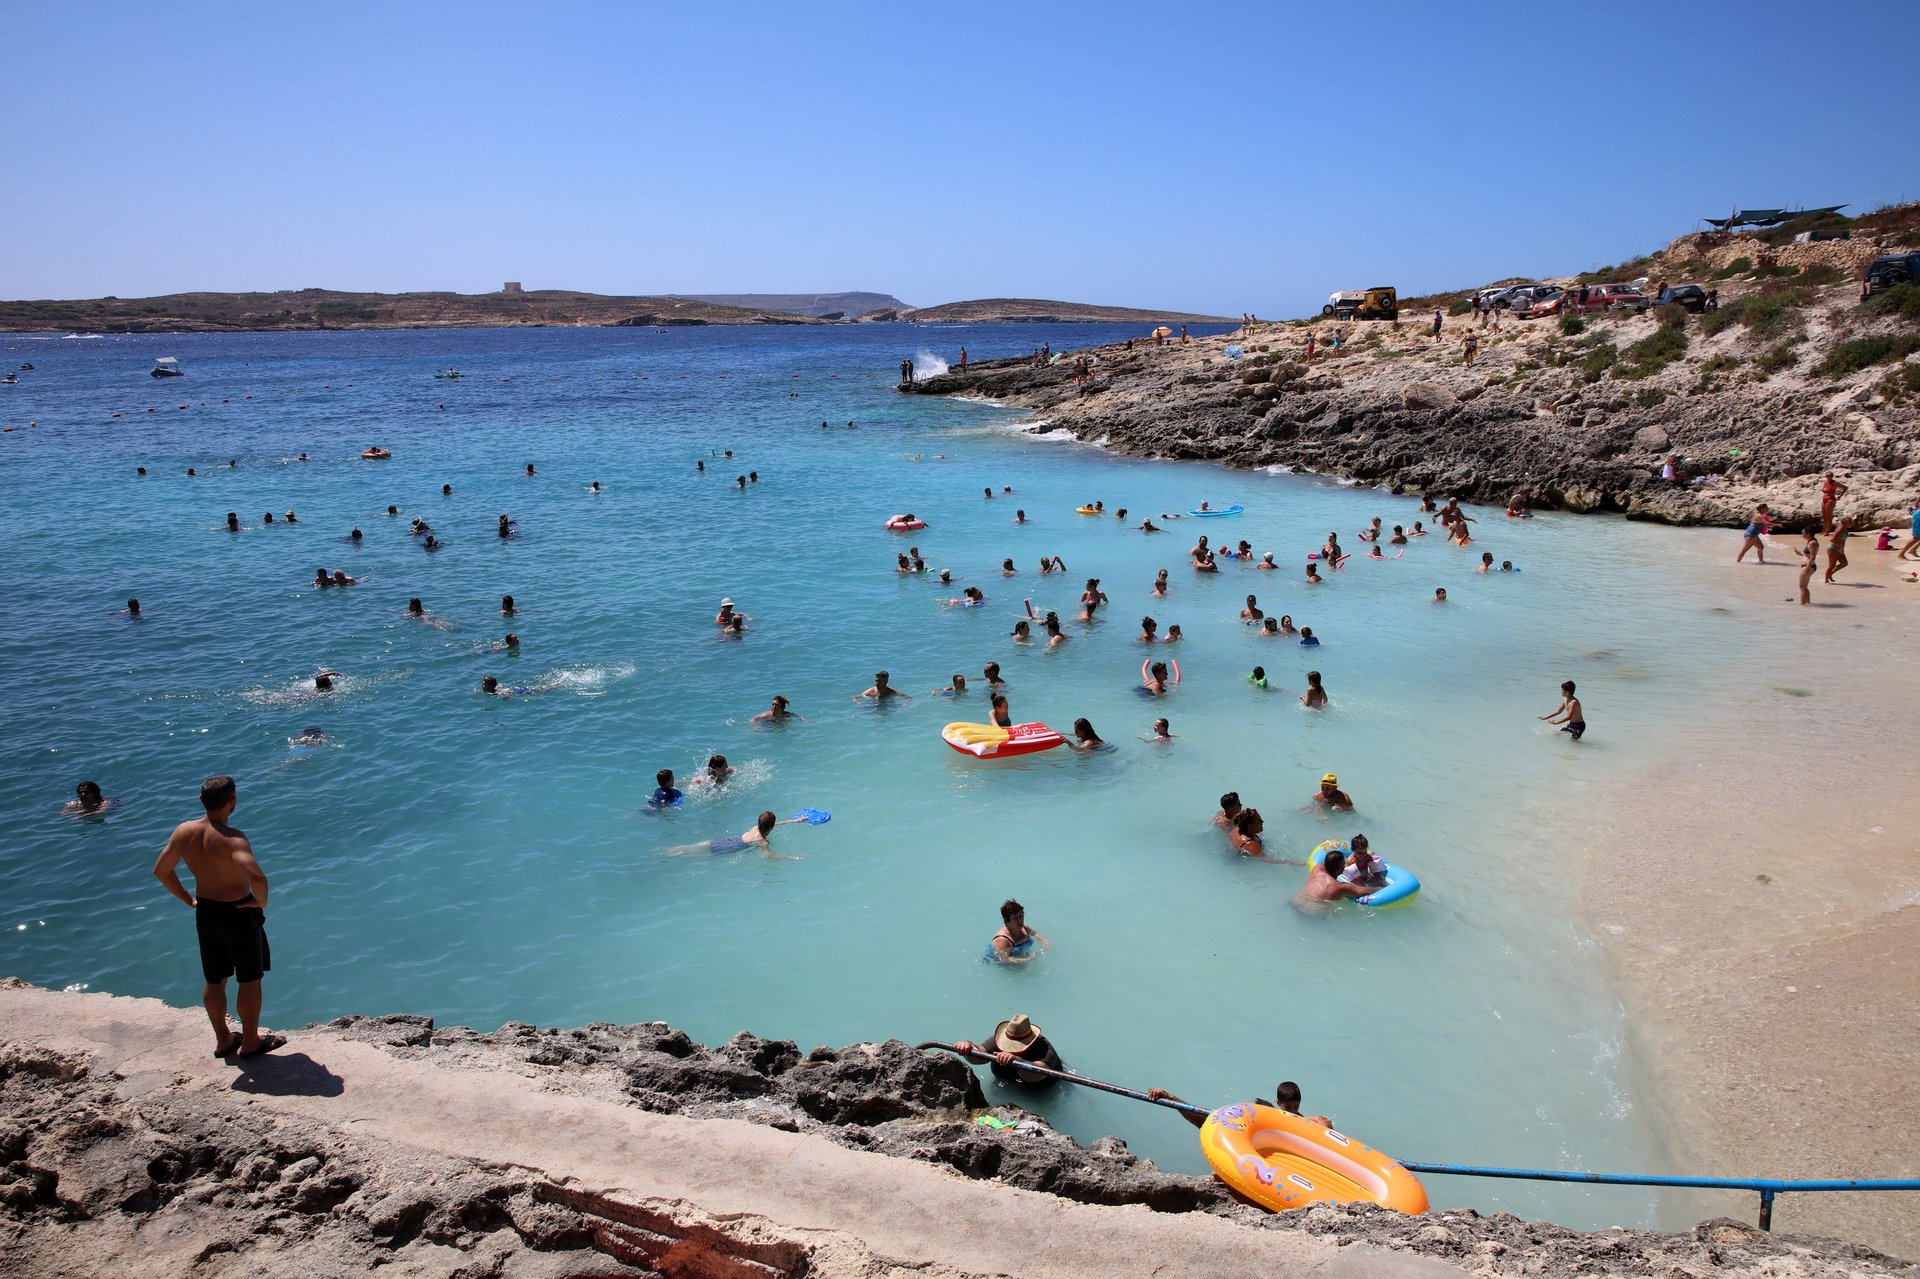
[195,895,271,984]
[1562,721,1587,741]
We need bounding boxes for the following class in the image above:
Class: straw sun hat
[993,1014,1042,1054]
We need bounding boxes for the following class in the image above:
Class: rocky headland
[3,982,1910,1277]
[902,220,1920,528]
[889,298,1234,324]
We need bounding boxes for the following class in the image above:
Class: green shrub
[1448,298,1472,316]
[1796,263,1845,288]
[1655,303,1689,331]
[1711,256,1754,280]
[1814,333,1920,379]
[1875,362,1920,403]
[1577,256,1658,286]
[1580,342,1618,383]
[1635,388,1671,408]
[1558,314,1586,337]
[1700,289,1807,341]
[1752,262,1801,280]
[1693,354,1742,394]
[1862,281,1920,324]
[1613,326,1689,380]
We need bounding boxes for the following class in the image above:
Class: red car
[1553,284,1650,315]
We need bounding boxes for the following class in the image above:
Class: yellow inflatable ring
[1199,1103,1428,1214]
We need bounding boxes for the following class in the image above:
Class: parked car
[1864,252,1920,296]
[1560,284,1650,314]
[1324,286,1398,321]
[1506,285,1563,316]
[1472,285,1534,310]
[1656,284,1711,313]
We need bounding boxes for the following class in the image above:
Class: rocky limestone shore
[901,233,1920,528]
[3,984,1911,1278]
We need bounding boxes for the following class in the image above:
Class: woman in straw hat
[955,1014,1064,1088]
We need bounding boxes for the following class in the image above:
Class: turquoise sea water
[1,324,1759,1227]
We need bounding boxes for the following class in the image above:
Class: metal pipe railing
[916,1043,1920,1230]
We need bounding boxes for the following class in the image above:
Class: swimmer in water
[668,811,807,860]
[526,463,537,476]
[290,727,329,749]
[1477,552,1494,573]
[1069,718,1105,750]
[1299,627,1319,647]
[1255,552,1277,570]
[263,513,274,525]
[933,673,969,696]
[1214,792,1243,828]
[388,505,400,516]
[988,899,1049,964]
[1002,558,1017,575]
[1248,665,1269,689]
[983,661,1005,687]
[1411,521,1427,537]
[855,671,910,702]
[1341,834,1386,890]
[313,671,341,693]
[1014,509,1028,524]
[936,569,954,585]
[64,781,112,816]
[693,755,733,787]
[407,598,453,630]
[1367,544,1384,559]
[350,528,363,542]
[941,587,986,607]
[1294,849,1371,912]
[896,553,913,573]
[1138,517,1161,532]
[501,594,516,616]
[423,535,443,552]
[1044,616,1068,647]
[1165,624,1183,642]
[590,480,600,492]
[1501,560,1516,572]
[715,599,746,627]
[1260,617,1279,636]
[284,511,297,524]
[226,512,240,532]
[312,569,332,589]
[1312,773,1354,812]
[1240,594,1263,622]
[1389,525,1408,546]
[331,571,356,587]
[1305,562,1321,584]
[125,598,142,618]
[1153,568,1169,597]
[1141,717,1174,742]
[750,694,802,723]
[1230,808,1294,862]
[1143,662,1170,696]
[481,675,556,697]
[1277,614,1296,634]
[1011,619,1031,642]
[1360,517,1382,542]
[498,514,515,538]
[1301,671,1327,709]
[1139,616,1158,642]
[989,693,1013,727]
[1433,587,1447,603]
[443,484,454,495]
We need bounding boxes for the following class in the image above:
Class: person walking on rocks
[1431,309,1442,341]
[1462,331,1479,366]
[958,346,968,371]
[151,775,285,1059]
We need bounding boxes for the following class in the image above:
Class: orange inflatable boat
[1199,1103,1428,1214]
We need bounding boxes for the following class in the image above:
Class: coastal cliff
[901,231,1920,528]
[3,983,1911,1278]
[896,298,1233,324]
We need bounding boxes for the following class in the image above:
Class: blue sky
[5,1,1914,316]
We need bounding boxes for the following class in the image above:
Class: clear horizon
[5,0,1915,316]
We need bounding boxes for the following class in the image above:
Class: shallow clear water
[0,323,1764,1227]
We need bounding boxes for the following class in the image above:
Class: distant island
[0,287,1233,333]
[677,291,911,319]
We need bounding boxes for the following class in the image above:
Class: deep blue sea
[0,321,1769,1227]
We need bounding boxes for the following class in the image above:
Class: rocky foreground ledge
[2,983,1909,1278]
[903,235,1920,528]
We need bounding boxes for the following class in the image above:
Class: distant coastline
[0,288,1232,334]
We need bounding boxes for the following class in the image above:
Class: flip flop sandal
[237,1034,288,1059]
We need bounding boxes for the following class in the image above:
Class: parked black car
[1864,252,1920,296]
[1656,284,1711,313]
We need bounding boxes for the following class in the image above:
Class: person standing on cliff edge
[1431,309,1442,341]
[900,357,913,384]
[152,775,285,1059]
[958,346,968,371]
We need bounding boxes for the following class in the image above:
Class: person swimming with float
[1143,661,1170,696]
[988,899,1050,963]
[1069,717,1106,751]
[668,810,809,860]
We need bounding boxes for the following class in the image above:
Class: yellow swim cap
[1321,773,1339,785]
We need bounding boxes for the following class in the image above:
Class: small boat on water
[150,357,184,379]
[1,373,18,385]
[361,447,392,460]
[433,369,463,380]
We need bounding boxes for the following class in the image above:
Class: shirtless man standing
[152,775,284,1058]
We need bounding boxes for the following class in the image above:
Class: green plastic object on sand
[974,1115,1016,1129]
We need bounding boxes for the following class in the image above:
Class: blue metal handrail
[1395,1162,1920,1231]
